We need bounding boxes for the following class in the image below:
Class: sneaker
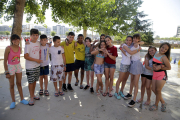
[114,93,121,100]
[128,100,136,108]
[84,85,90,90]
[62,83,67,92]
[90,87,94,93]
[119,91,125,98]
[67,84,74,91]
[20,99,29,105]
[124,93,132,100]
[10,102,16,109]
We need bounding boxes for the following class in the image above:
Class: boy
[74,34,85,89]
[60,32,75,91]
[24,29,42,106]
[49,36,66,96]
[39,34,49,96]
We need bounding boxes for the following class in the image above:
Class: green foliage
[141,31,154,44]
[39,31,41,35]
[0,31,5,35]
[51,31,56,36]
[155,35,160,40]
[5,31,10,35]
[21,32,30,35]
[158,37,180,41]
[65,31,69,36]
[114,35,127,42]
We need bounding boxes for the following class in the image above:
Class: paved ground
[0,47,180,120]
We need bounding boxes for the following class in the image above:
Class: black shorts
[40,65,49,76]
[65,63,75,72]
[74,60,84,70]
[141,74,152,80]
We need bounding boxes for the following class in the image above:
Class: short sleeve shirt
[75,43,85,61]
[49,46,64,65]
[105,46,118,64]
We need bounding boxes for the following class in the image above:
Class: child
[74,34,85,89]
[24,29,42,106]
[4,34,28,109]
[49,36,66,97]
[103,36,118,97]
[60,32,75,91]
[137,46,157,105]
[149,42,171,112]
[114,36,141,99]
[91,40,106,95]
[39,34,50,96]
[125,34,143,107]
[84,37,95,93]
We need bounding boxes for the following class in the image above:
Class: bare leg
[16,72,24,101]
[90,71,94,87]
[28,82,34,102]
[129,74,134,95]
[120,72,130,93]
[137,76,146,102]
[86,71,90,85]
[44,75,48,90]
[155,80,166,106]
[116,71,126,93]
[9,75,15,102]
[68,71,73,84]
[145,79,152,104]
[104,68,110,93]
[39,75,44,90]
[74,69,79,83]
[53,82,58,92]
[132,74,140,101]
[109,68,115,94]
[80,69,84,85]
[63,72,68,84]
[59,81,63,92]
[33,82,36,97]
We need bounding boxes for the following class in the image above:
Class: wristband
[120,47,122,50]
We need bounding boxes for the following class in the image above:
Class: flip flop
[28,101,34,106]
[59,92,64,96]
[80,85,84,89]
[96,92,100,96]
[34,96,40,100]
[144,101,150,106]
[108,93,113,97]
[75,80,79,86]
[136,99,142,103]
[39,89,43,95]
[103,92,108,97]
[54,92,59,97]
[44,90,49,96]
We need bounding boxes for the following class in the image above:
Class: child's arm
[144,56,152,70]
[161,56,171,70]
[3,47,11,78]
[24,53,42,63]
[135,41,144,45]
[104,49,116,60]
[62,53,66,71]
[120,47,127,56]
[91,49,99,55]
[123,45,140,55]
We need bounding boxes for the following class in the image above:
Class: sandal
[102,92,108,97]
[161,103,167,112]
[59,92,64,96]
[100,90,103,94]
[144,101,150,106]
[149,104,158,111]
[34,96,40,100]
[54,92,59,97]
[84,85,90,90]
[108,93,113,97]
[44,90,49,96]
[28,101,34,106]
[39,89,43,95]
[75,80,79,86]
[96,92,100,96]
[136,99,143,103]
[80,85,84,89]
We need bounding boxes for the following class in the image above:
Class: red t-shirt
[105,46,118,64]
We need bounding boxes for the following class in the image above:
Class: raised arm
[123,45,140,55]
[145,57,152,70]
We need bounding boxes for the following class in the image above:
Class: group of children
[4,28,171,112]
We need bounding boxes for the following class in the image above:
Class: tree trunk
[83,29,87,39]
[11,0,26,53]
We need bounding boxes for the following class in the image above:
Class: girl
[103,36,118,97]
[84,37,95,93]
[114,36,141,99]
[4,34,28,109]
[91,40,106,95]
[137,46,157,105]
[126,34,143,108]
[149,42,171,112]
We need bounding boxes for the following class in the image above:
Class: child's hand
[25,41,30,45]
[65,38,69,46]
[75,42,77,47]
[47,43,51,47]
[6,74,11,79]
[64,67,66,72]
[36,59,43,64]
[91,65,94,70]
[161,65,165,68]
[120,43,124,47]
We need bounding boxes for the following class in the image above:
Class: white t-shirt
[40,45,49,67]
[130,45,140,61]
[49,46,64,65]
[121,44,131,65]
[24,41,40,69]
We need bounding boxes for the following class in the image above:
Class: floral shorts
[94,64,104,75]
[50,65,65,82]
[8,63,22,75]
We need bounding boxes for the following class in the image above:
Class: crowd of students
[4,28,171,112]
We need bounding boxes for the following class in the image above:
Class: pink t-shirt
[8,46,21,65]
[105,46,118,64]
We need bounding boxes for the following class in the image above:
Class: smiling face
[100,42,106,49]
[126,37,133,46]
[85,39,91,46]
[159,44,169,54]
[11,39,20,45]
[30,34,39,42]
[53,39,61,47]
[133,37,140,44]
[105,37,112,46]
[77,36,84,44]
[40,38,47,46]
[67,35,74,43]
[100,36,105,41]
[149,48,156,57]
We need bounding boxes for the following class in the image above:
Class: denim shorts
[94,64,104,75]
[104,62,116,69]
[40,65,49,76]
[119,63,130,72]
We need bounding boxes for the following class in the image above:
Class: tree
[51,31,56,37]
[5,31,10,37]
[141,31,154,44]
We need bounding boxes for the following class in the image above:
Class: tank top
[8,46,21,65]
[142,58,153,75]
[130,45,140,61]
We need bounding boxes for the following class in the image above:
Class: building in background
[177,26,180,38]
[0,25,11,32]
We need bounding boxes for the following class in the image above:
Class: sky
[1,0,180,38]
